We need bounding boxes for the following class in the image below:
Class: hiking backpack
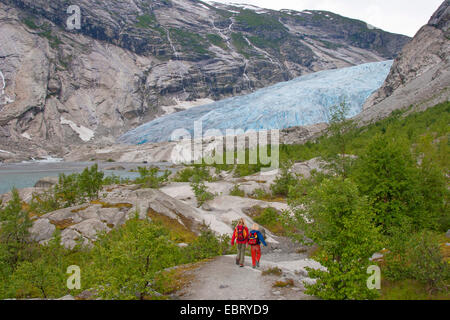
[236,225,246,242]
[248,231,258,245]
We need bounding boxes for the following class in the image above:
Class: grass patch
[153,261,208,298]
[169,28,211,56]
[70,206,89,213]
[135,14,157,29]
[236,9,287,32]
[229,184,245,197]
[262,267,283,276]
[231,32,253,59]
[273,279,294,288]
[379,279,449,300]
[206,34,228,50]
[23,17,39,30]
[49,219,75,230]
[90,200,133,209]
[147,208,197,244]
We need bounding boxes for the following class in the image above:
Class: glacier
[119,60,393,144]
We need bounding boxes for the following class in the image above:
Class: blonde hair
[252,223,259,230]
[238,218,246,226]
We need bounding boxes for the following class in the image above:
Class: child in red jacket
[231,218,249,267]
[248,224,267,268]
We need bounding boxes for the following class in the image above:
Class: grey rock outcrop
[27,185,209,248]
[29,218,56,242]
[359,0,450,122]
[34,176,58,188]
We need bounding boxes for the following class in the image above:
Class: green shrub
[384,230,450,294]
[353,133,448,233]
[173,165,212,182]
[190,181,215,207]
[270,161,297,197]
[288,178,382,300]
[102,174,131,186]
[0,189,33,271]
[206,34,227,50]
[78,164,104,200]
[251,188,271,200]
[85,219,182,300]
[229,184,245,197]
[135,14,157,28]
[135,167,170,189]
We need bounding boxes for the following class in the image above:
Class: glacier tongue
[119,60,393,144]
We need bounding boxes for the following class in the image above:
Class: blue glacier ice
[119,60,393,144]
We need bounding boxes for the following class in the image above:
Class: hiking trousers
[236,243,246,265]
[251,244,261,267]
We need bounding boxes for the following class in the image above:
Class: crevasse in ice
[119,60,393,144]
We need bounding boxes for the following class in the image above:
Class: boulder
[29,219,56,242]
[70,219,110,241]
[60,228,87,250]
[291,158,328,179]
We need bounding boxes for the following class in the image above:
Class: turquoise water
[0,162,171,195]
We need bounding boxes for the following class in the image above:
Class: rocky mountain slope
[359,0,449,122]
[0,0,409,159]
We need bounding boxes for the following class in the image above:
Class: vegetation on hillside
[280,102,449,299]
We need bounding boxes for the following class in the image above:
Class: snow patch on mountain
[60,117,94,142]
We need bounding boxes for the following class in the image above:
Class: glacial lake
[0,161,174,195]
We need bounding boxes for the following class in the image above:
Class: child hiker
[231,218,249,267]
[248,224,267,268]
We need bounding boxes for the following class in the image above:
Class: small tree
[78,164,104,200]
[287,178,382,299]
[190,181,215,207]
[135,166,170,189]
[55,173,81,207]
[353,134,418,233]
[0,189,32,270]
[270,160,297,197]
[325,101,356,178]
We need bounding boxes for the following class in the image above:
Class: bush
[29,165,105,215]
[288,178,382,300]
[0,189,32,271]
[103,174,130,186]
[135,167,170,189]
[384,230,450,294]
[229,184,245,197]
[254,207,278,230]
[85,219,183,300]
[173,165,212,183]
[78,164,104,200]
[270,160,297,197]
[353,134,448,233]
[251,188,271,200]
[190,181,215,207]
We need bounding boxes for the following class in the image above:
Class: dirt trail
[175,238,319,300]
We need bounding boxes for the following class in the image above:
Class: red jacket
[231,225,249,245]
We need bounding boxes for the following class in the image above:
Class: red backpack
[236,225,247,242]
[248,231,258,245]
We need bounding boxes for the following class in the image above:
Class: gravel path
[176,237,318,300]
